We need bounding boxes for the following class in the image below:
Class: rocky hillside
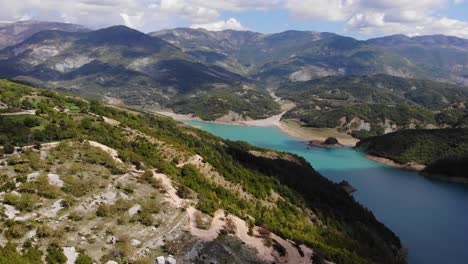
[150,29,336,76]
[0,20,89,50]
[366,34,468,84]
[152,28,468,85]
[356,128,468,180]
[0,80,406,263]
[277,74,468,138]
[2,23,467,129]
[0,25,279,119]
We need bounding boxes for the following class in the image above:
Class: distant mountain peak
[0,20,89,49]
[80,25,168,47]
[367,33,468,47]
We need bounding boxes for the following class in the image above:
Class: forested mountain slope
[0,79,406,263]
[356,128,468,180]
[277,74,468,138]
[153,28,468,85]
[0,25,279,119]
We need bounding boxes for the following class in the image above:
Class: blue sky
[220,9,347,35]
[2,0,468,39]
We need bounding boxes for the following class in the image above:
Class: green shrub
[176,185,191,199]
[68,211,84,221]
[324,137,339,145]
[62,175,94,197]
[142,170,161,189]
[3,143,15,154]
[4,221,29,239]
[0,181,16,192]
[132,211,154,226]
[22,244,43,264]
[36,225,53,238]
[0,242,31,264]
[140,199,160,214]
[20,174,61,199]
[3,193,38,212]
[46,243,67,264]
[96,204,111,217]
[75,253,93,264]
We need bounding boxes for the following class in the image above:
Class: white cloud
[0,0,467,38]
[343,1,468,38]
[190,18,247,31]
[284,0,468,38]
[286,0,354,21]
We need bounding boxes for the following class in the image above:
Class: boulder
[131,239,141,246]
[156,256,165,264]
[166,254,177,264]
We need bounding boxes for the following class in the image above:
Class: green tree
[324,137,339,145]
[3,142,15,154]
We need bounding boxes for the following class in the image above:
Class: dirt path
[186,206,314,264]
[153,171,187,208]
[186,207,271,256]
[0,110,36,116]
[91,111,317,263]
[87,140,123,164]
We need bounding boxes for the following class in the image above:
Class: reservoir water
[186,120,468,264]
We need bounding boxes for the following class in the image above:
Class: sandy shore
[156,90,358,146]
[157,110,358,146]
[277,120,358,147]
[365,155,426,171]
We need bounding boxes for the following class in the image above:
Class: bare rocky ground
[0,125,318,263]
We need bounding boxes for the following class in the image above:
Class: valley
[0,19,468,264]
[1,22,468,143]
[186,120,468,264]
[0,80,406,263]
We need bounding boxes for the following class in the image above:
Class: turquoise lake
[186,120,468,264]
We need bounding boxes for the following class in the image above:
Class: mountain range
[1,20,468,264]
[151,27,468,85]
[0,20,467,134]
[0,20,89,50]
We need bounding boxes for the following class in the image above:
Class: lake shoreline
[365,154,468,184]
[156,111,358,147]
[170,113,468,264]
[364,155,426,171]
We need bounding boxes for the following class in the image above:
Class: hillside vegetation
[0,80,406,263]
[0,26,279,120]
[356,128,468,179]
[1,24,468,123]
[278,74,468,138]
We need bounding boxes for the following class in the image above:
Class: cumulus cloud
[190,18,247,31]
[1,0,468,38]
[285,0,468,38]
[286,0,353,21]
[0,0,282,32]
[343,0,468,38]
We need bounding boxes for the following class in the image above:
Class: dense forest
[0,79,405,263]
[169,83,281,120]
[356,128,468,179]
[278,74,468,137]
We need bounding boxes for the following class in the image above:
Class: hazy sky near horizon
[1,0,468,38]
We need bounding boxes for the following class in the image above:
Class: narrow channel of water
[186,120,468,264]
